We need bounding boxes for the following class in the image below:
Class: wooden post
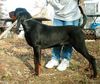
[0,20,17,39]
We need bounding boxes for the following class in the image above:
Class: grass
[0,35,100,84]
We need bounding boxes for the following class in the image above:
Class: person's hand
[46,0,50,6]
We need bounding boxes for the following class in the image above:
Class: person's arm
[47,0,65,10]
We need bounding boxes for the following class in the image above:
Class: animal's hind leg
[72,42,97,78]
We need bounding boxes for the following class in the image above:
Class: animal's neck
[22,19,32,32]
[23,15,32,21]
[21,24,27,32]
[21,14,33,32]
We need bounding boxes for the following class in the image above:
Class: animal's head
[9,11,16,20]
[14,8,29,19]
[13,8,32,33]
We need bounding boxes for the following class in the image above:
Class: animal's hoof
[35,72,40,76]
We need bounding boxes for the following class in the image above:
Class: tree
[0,0,6,24]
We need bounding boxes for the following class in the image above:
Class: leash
[60,45,64,58]
[78,0,80,5]
[24,18,33,22]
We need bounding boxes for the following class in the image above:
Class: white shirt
[48,0,82,21]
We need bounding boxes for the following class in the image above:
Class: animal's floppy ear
[14,11,21,19]
[16,16,21,34]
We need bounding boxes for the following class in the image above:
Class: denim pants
[52,19,80,61]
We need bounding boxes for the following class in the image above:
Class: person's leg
[52,19,64,60]
[57,19,80,71]
[61,19,80,59]
[45,19,63,68]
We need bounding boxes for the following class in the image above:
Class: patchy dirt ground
[0,35,100,84]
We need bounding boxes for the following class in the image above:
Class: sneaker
[57,59,69,71]
[45,59,59,68]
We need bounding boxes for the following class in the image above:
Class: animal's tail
[79,5,87,28]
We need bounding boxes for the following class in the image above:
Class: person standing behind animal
[45,0,82,71]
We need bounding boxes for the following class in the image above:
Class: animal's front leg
[33,46,41,76]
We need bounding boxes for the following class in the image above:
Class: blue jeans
[52,19,80,61]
